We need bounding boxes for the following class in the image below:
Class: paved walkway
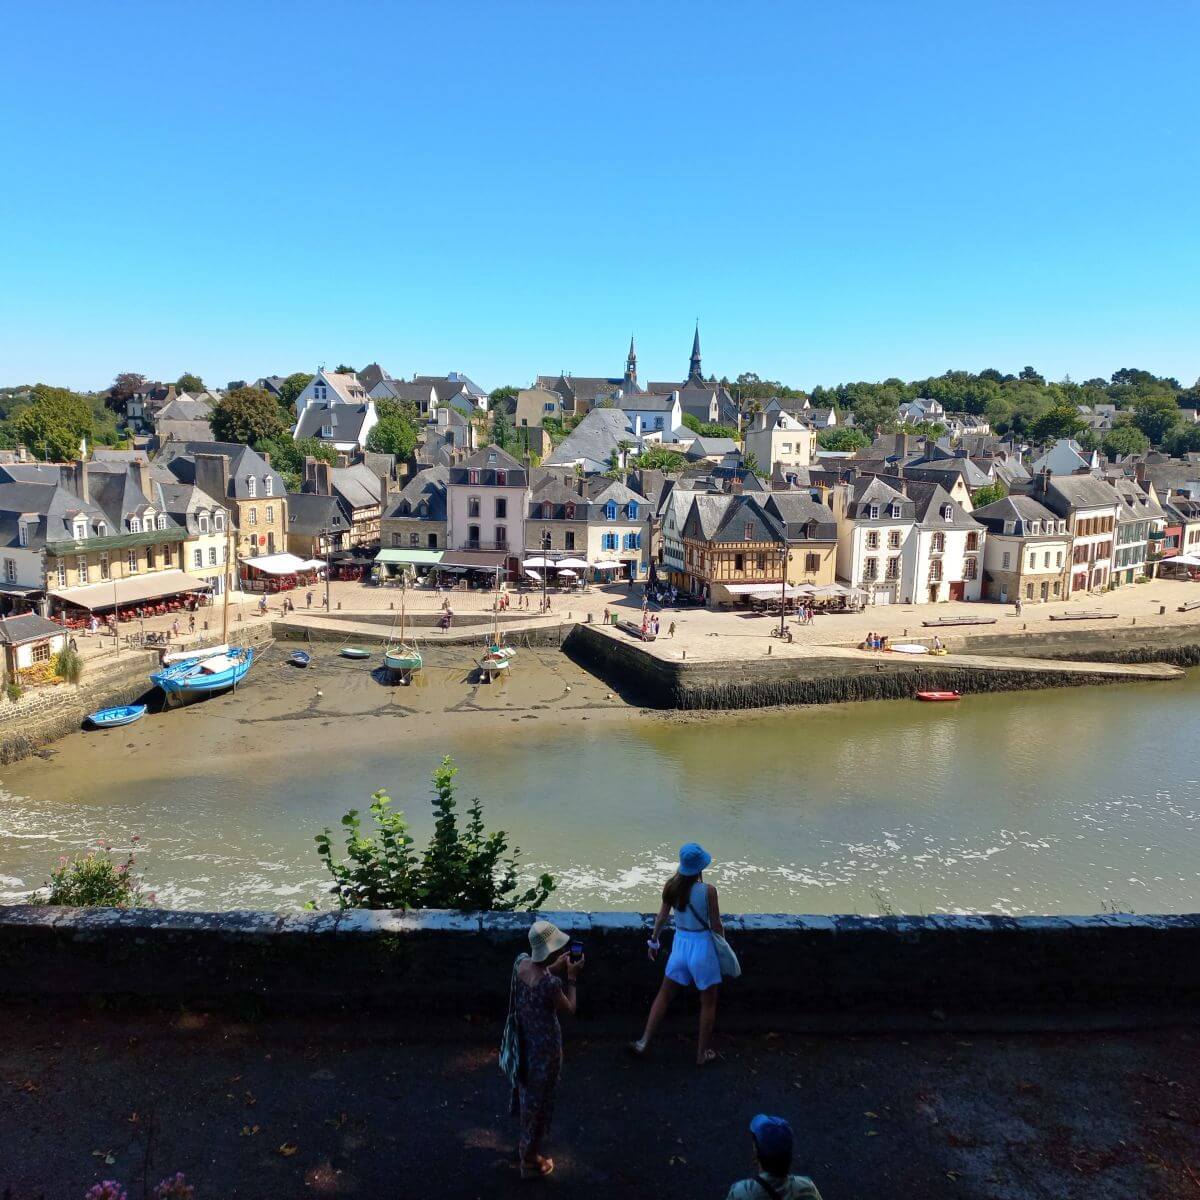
[2,1009,1197,1200]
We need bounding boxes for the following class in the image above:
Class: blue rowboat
[150,647,254,697]
[290,650,312,668]
[88,704,147,729]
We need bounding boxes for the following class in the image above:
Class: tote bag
[687,898,742,979]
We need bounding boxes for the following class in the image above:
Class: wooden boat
[383,589,422,674]
[88,704,147,728]
[289,650,312,668]
[151,647,254,697]
[340,646,372,659]
[478,644,515,680]
[915,690,961,702]
[162,643,229,666]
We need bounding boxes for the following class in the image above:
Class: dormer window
[627,502,639,520]
[487,452,497,465]
[496,469,507,486]
[18,520,28,548]
[888,503,901,518]
[468,469,479,485]
[199,513,209,534]
[156,514,167,530]
[1003,520,1016,535]
[941,504,953,521]
[264,476,273,497]
[542,501,552,519]
[565,502,576,520]
[95,521,106,537]
[129,517,140,533]
[246,476,257,499]
[605,501,617,520]
[73,519,87,540]
[417,501,427,517]
[322,425,333,438]
[744,522,755,540]
[868,505,880,520]
[1029,520,1041,535]
[214,513,225,531]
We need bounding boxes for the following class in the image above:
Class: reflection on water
[1,648,1198,915]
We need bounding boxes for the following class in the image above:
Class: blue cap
[750,1114,794,1161]
[678,842,712,875]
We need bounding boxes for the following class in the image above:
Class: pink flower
[85,1183,128,1200]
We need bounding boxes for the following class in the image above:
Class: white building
[445,444,530,578]
[832,477,918,604]
[744,409,816,475]
[1031,474,1120,594]
[906,481,985,603]
[292,370,378,452]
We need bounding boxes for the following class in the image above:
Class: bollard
[337,602,342,610]
[682,649,686,660]
[1160,604,1166,615]
[767,644,772,655]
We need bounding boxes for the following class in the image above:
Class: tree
[682,413,738,439]
[817,427,869,452]
[1029,405,1085,443]
[1101,425,1151,458]
[210,386,287,445]
[632,447,687,471]
[489,386,519,413]
[367,415,419,461]
[1019,365,1046,385]
[1132,394,1183,445]
[7,385,96,460]
[853,394,897,437]
[1167,425,1200,456]
[256,432,339,491]
[334,364,356,375]
[970,481,1008,508]
[491,404,519,455]
[176,372,204,393]
[107,371,149,414]
[742,450,763,476]
[277,372,314,411]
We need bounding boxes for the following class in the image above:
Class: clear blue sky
[2,1,1197,394]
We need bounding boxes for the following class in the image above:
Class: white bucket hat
[528,919,570,963]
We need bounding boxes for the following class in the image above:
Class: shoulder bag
[498,952,528,1104]
[687,894,742,979]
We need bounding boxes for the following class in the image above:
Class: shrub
[314,757,555,912]
[36,838,150,907]
[5,680,22,702]
[52,644,83,683]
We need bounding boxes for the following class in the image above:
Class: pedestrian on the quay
[500,920,584,1180]
[306,590,313,608]
[668,620,676,638]
[653,615,661,636]
[629,842,730,1066]
[863,630,875,651]
[1015,597,1023,617]
[724,1115,823,1200]
[188,613,196,633]
[171,618,180,638]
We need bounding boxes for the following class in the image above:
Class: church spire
[688,322,703,384]
[624,334,638,388]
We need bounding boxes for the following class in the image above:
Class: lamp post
[541,529,551,613]
[779,542,791,639]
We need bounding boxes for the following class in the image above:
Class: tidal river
[1,645,1197,916]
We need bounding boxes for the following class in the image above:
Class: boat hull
[151,648,254,696]
[384,649,422,672]
[88,704,147,728]
[340,647,372,659]
[290,651,311,668]
[916,691,961,702]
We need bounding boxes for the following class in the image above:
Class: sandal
[520,1157,554,1179]
[626,1039,647,1058]
[696,1049,718,1067]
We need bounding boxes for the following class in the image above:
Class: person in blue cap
[725,1114,823,1200]
[628,841,724,1065]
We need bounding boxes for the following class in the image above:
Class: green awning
[374,549,445,566]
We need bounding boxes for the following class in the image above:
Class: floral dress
[513,965,564,1159]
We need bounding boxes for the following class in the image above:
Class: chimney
[378,472,390,506]
[194,453,230,506]
[437,408,449,428]
[336,453,350,468]
[522,452,532,477]
[135,460,151,503]
[260,451,271,467]
[317,461,333,496]
[60,462,89,504]
[1134,460,1146,483]
[577,474,586,498]
[730,474,744,496]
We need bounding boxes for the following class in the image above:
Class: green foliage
[1165,424,1200,456]
[106,371,149,413]
[367,415,419,461]
[334,364,356,374]
[682,412,738,439]
[277,372,314,410]
[817,426,869,451]
[175,372,204,393]
[852,394,898,437]
[4,384,103,460]
[489,385,519,413]
[35,839,148,907]
[631,447,687,471]
[1101,424,1151,458]
[211,386,287,445]
[51,645,83,684]
[255,432,338,492]
[1029,405,1086,443]
[315,757,555,912]
[541,415,582,447]
[742,450,763,476]
[970,481,1009,508]
[491,405,521,456]
[1132,394,1183,445]
[726,372,807,403]
[5,680,23,703]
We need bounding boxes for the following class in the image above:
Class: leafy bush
[315,757,555,912]
[36,838,150,907]
[52,644,83,683]
[85,1174,193,1200]
[5,680,22,702]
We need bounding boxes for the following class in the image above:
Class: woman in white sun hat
[500,919,584,1179]
[630,842,727,1066]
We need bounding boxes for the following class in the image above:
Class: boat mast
[221,517,232,643]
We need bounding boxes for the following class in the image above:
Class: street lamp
[541,529,551,613]
[779,542,791,639]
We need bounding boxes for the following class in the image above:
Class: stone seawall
[274,618,573,648]
[0,625,277,765]
[564,623,1196,710]
[1,906,1197,1027]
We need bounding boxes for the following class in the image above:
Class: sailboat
[477,566,515,681]
[384,583,422,676]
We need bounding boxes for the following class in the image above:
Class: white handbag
[688,898,742,979]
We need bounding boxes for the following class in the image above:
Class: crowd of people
[500,842,824,1196]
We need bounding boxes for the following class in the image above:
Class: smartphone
[569,941,584,962]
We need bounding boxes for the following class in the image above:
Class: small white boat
[891,643,930,655]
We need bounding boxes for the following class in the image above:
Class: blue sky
[2,1,1197,393]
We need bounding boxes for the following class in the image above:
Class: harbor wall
[273,618,574,648]
[1,905,1197,1028]
[563,623,1198,709]
[0,624,277,766]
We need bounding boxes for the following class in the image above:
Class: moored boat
[340,646,372,660]
[150,647,254,697]
[88,704,147,728]
[290,650,312,668]
[161,643,230,666]
[915,690,961,702]
[384,646,422,672]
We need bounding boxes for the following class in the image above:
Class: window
[208,547,217,566]
[603,532,618,551]
[941,504,953,521]
[468,497,480,518]
[156,514,166,530]
[1056,551,1063,567]
[756,553,766,570]
[628,502,638,520]
[1002,551,1010,569]
[410,532,419,547]
[889,503,901,519]
[5,558,16,583]
[734,553,745,571]
[322,425,333,438]
[565,502,576,520]
[73,519,87,540]
[427,533,438,548]
[868,505,880,520]
[1053,580,1061,595]
[1029,521,1041,535]
[248,508,258,526]
[495,525,506,546]
[1026,583,1034,599]
[886,556,900,579]
[266,506,274,524]
[77,556,88,584]
[1043,551,1051,568]
[888,530,901,549]
[18,523,27,548]
[931,532,945,553]
[468,470,479,485]
[866,531,880,550]
[214,513,225,532]
[127,549,137,572]
[130,517,141,534]
[605,501,617,520]
[147,546,156,569]
[496,470,507,486]
[96,521,107,536]
[963,556,978,580]
[805,552,820,572]
[247,476,256,498]
[928,558,943,582]
[495,498,507,519]
[264,476,273,497]
[56,560,67,587]
[781,443,791,454]
[468,524,480,546]
[862,557,878,581]
[392,533,402,547]
[744,522,755,540]
[966,532,979,551]
[565,531,575,551]
[32,642,51,664]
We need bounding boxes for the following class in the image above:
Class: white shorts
[664,929,721,991]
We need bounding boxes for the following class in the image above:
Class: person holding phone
[629,842,724,1066]
[508,920,584,1179]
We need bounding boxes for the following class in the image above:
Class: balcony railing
[458,539,509,552]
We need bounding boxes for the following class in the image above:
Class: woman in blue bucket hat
[629,841,725,1066]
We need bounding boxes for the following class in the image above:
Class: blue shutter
[605,501,616,520]
[627,502,638,520]
[633,532,641,550]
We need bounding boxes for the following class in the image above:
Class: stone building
[972,494,1072,604]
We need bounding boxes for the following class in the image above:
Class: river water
[1,646,1197,916]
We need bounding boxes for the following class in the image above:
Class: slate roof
[545,408,634,473]
[682,494,785,544]
[155,396,212,422]
[762,493,838,541]
[294,402,373,444]
[356,363,390,393]
[328,463,383,512]
[383,464,448,522]
[1037,475,1122,513]
[903,458,992,489]
[971,495,1064,536]
[155,442,288,501]
[0,612,65,645]
[286,492,350,537]
[615,392,675,412]
[845,476,914,522]
[905,481,984,531]
[1111,481,1166,524]
[448,445,527,487]
[413,373,487,400]
[686,437,738,460]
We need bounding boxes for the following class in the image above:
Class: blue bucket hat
[678,842,712,875]
[750,1114,794,1162]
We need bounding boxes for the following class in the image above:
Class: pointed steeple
[688,322,703,384]
[624,334,638,389]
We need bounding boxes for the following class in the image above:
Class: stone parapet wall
[1,906,1197,1025]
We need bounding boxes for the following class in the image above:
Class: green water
[1,647,1197,915]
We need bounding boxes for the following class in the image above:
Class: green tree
[853,394,897,437]
[1166,424,1200,456]
[742,450,763,476]
[106,371,149,414]
[817,427,869,451]
[277,372,314,411]
[682,413,738,439]
[176,372,204,393]
[1029,405,1085,443]
[8,385,96,460]
[1101,425,1151,458]
[970,481,1009,508]
[491,404,519,455]
[489,385,519,413]
[367,415,419,460]
[632,447,688,471]
[256,432,339,491]
[210,386,287,445]
[1132,395,1183,445]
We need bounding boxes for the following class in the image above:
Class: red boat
[916,690,961,702]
